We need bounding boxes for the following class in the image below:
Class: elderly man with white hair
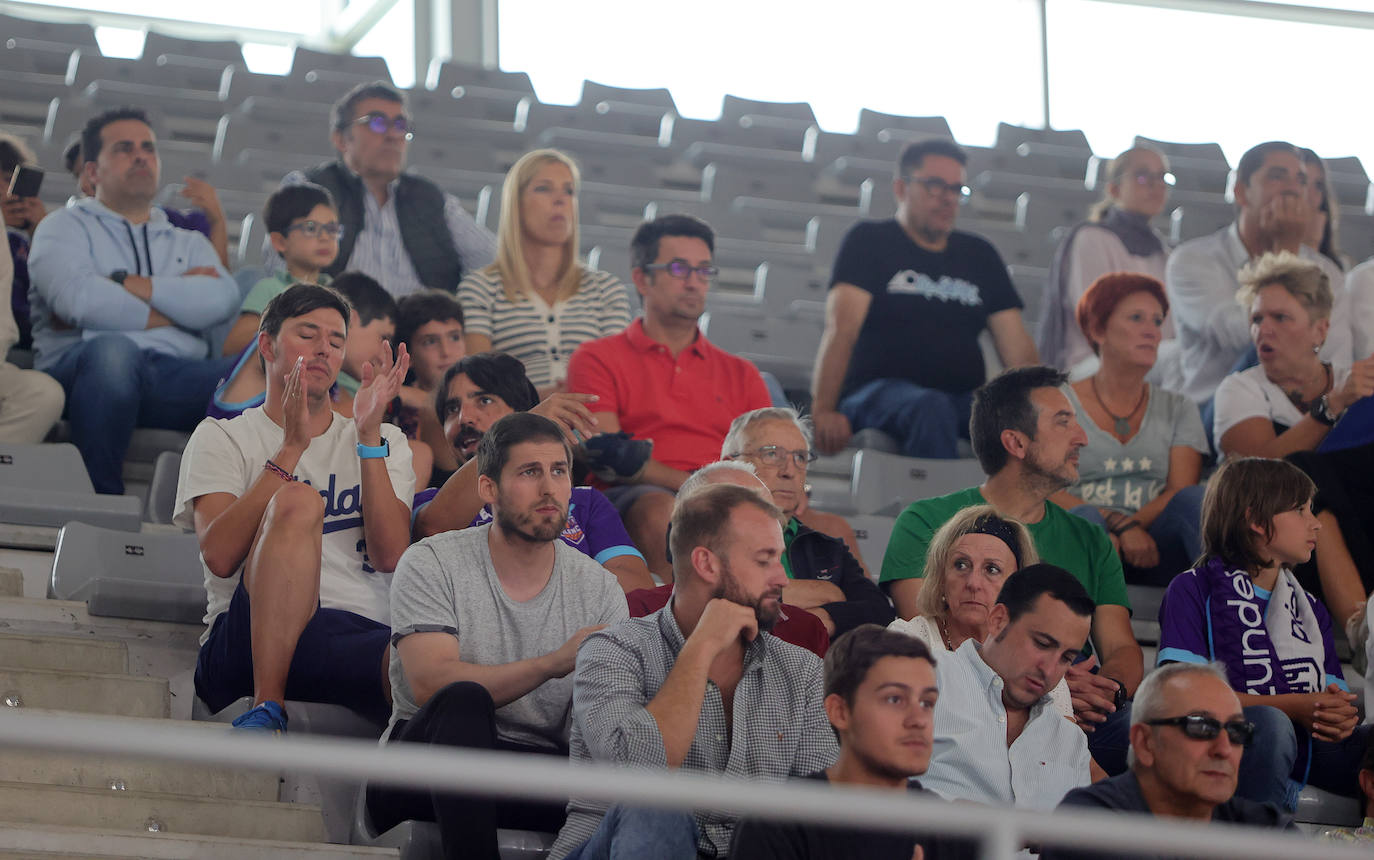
[1041,662,1294,860]
[721,407,894,637]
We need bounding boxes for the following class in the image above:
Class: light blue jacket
[27,197,239,370]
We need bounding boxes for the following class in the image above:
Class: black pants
[366,681,568,860]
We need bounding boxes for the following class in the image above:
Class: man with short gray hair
[1041,663,1293,860]
[722,407,892,637]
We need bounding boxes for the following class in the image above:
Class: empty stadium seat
[1167,200,1235,244]
[426,59,534,97]
[699,305,822,391]
[412,83,528,124]
[585,244,635,286]
[847,449,986,515]
[48,521,205,624]
[1008,264,1050,328]
[0,13,98,73]
[1322,155,1372,210]
[145,451,183,526]
[0,443,141,533]
[289,47,392,84]
[849,514,897,577]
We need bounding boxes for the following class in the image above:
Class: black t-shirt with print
[832,219,1021,398]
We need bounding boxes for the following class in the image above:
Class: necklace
[1091,376,1148,438]
[937,616,955,651]
[1284,362,1332,414]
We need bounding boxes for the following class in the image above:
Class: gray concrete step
[0,743,279,803]
[0,633,128,675]
[0,667,169,718]
[0,567,22,598]
[0,822,397,858]
[0,780,325,842]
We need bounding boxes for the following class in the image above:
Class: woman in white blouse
[1039,145,1173,375]
[458,149,631,395]
[887,505,1073,718]
[1215,251,1374,635]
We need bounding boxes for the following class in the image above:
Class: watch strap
[356,438,390,459]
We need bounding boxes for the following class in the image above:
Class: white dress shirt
[920,639,1090,811]
[1165,223,1351,404]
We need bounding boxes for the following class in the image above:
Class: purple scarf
[1195,556,1326,696]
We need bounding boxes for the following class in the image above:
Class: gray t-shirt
[1064,385,1208,514]
[387,523,629,748]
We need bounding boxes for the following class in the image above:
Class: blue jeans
[1236,705,1301,810]
[1086,699,1132,776]
[564,806,698,860]
[1071,485,1205,587]
[839,378,973,459]
[45,335,235,494]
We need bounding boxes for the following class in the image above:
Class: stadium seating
[48,522,204,624]
[0,443,142,534]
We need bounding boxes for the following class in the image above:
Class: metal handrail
[0,710,1363,860]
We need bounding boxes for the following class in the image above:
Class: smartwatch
[110,270,129,286]
[357,438,390,459]
[1311,394,1339,427]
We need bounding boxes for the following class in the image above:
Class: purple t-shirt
[1157,567,1347,693]
[411,485,642,565]
[162,206,212,238]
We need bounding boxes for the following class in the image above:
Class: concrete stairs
[0,594,397,858]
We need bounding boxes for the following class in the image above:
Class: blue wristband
[357,438,390,459]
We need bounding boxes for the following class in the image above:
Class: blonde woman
[887,505,1072,718]
[458,149,631,395]
[1039,145,1173,373]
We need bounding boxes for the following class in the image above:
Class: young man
[812,138,1038,459]
[29,107,241,494]
[175,283,414,731]
[221,183,341,357]
[271,80,495,296]
[549,483,838,860]
[1042,663,1294,860]
[728,625,973,860]
[369,412,628,860]
[919,564,1094,811]
[566,214,772,580]
[722,407,894,637]
[880,366,1143,775]
[415,352,651,592]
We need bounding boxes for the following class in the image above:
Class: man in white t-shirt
[175,283,415,732]
[367,411,628,858]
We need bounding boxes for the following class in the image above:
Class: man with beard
[920,565,1094,811]
[549,483,838,860]
[1041,662,1293,860]
[412,352,653,591]
[370,411,629,860]
[880,366,1143,777]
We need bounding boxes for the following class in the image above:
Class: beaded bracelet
[264,459,297,482]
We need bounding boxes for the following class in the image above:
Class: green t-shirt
[878,486,1130,611]
[239,271,332,315]
[780,517,802,579]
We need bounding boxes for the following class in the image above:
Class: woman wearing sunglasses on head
[1155,456,1368,812]
[1039,145,1175,376]
[458,149,631,398]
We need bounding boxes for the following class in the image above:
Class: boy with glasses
[269,81,495,297]
[565,214,772,581]
[812,138,1039,459]
[1041,663,1294,859]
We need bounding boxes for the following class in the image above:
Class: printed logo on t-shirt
[885,270,982,306]
[473,505,588,551]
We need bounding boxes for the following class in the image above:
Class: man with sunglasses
[566,214,771,580]
[270,81,495,298]
[812,138,1038,460]
[722,406,893,637]
[1041,663,1294,860]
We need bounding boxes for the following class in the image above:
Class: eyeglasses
[905,176,971,201]
[642,259,720,282]
[1131,170,1176,187]
[285,220,345,240]
[1145,715,1255,747]
[352,112,415,140]
[735,446,817,469]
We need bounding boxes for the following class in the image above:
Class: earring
[1314,344,1322,354]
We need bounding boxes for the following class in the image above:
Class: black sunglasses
[1145,715,1255,747]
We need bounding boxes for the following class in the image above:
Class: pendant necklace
[1091,376,1147,439]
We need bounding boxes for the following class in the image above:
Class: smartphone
[7,165,43,199]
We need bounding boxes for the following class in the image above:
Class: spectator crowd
[6,77,1374,859]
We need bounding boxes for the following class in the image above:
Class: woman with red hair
[1049,272,1209,585]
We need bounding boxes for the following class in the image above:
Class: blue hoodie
[27,197,239,370]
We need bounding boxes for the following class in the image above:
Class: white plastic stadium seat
[0,443,142,533]
[49,521,205,624]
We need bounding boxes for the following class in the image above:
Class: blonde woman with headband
[1039,145,1174,373]
[458,149,631,396]
[887,505,1073,718]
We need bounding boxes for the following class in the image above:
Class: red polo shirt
[567,318,771,473]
